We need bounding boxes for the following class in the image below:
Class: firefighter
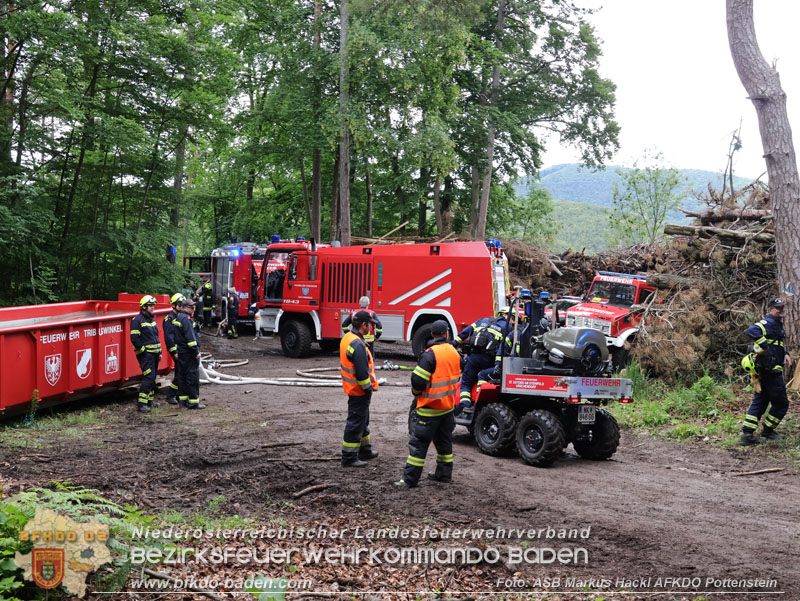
[395,320,461,489]
[451,307,512,414]
[130,295,162,413]
[340,310,379,467]
[175,298,205,409]
[197,281,213,327]
[225,287,240,339]
[740,298,792,445]
[163,293,186,405]
[341,296,383,356]
[475,318,523,396]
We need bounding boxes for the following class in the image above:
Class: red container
[0,294,174,416]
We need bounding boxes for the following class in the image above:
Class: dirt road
[2,333,798,600]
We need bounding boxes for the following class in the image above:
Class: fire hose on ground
[197,356,414,387]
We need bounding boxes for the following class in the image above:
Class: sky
[541,0,800,179]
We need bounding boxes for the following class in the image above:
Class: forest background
[0,0,671,307]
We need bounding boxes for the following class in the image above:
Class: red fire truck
[564,271,656,366]
[254,240,510,358]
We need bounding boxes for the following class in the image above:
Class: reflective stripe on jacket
[340,331,378,396]
[413,342,461,414]
[130,311,161,355]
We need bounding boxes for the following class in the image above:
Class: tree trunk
[473,0,506,240]
[468,165,480,236]
[299,158,311,230]
[418,166,430,235]
[338,0,351,246]
[432,175,443,234]
[169,127,187,264]
[442,175,454,234]
[330,152,339,241]
[365,160,373,238]
[310,0,322,242]
[727,0,800,347]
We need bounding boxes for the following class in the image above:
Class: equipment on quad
[455,292,633,468]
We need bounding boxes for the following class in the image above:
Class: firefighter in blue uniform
[341,296,383,356]
[162,293,185,405]
[339,310,380,467]
[130,295,162,413]
[395,320,461,489]
[451,307,512,414]
[198,281,213,327]
[741,298,792,445]
[175,299,205,409]
[475,320,522,395]
[225,288,240,339]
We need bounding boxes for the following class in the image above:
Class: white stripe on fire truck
[388,268,452,305]
[410,282,451,306]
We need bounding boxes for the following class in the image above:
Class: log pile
[629,179,777,380]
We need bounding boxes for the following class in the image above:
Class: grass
[611,361,800,465]
[0,406,114,448]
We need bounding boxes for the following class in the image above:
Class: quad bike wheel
[516,409,566,467]
[572,408,620,460]
[474,403,518,456]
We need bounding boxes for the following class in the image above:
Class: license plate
[578,405,596,424]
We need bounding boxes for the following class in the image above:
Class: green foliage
[0,502,32,601]
[609,150,688,245]
[609,368,800,458]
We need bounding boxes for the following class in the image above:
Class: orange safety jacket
[414,343,461,415]
[340,331,379,397]
[344,308,381,343]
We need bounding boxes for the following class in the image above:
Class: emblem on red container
[44,354,62,386]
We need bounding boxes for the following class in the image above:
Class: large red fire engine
[254,240,510,358]
[564,271,656,366]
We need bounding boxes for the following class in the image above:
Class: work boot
[149,400,160,408]
[761,429,784,440]
[137,403,151,414]
[740,432,765,446]
[186,402,206,410]
[166,396,179,405]
[393,479,416,489]
[341,457,367,468]
[427,472,451,483]
[358,448,379,461]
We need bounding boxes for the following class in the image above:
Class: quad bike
[455,322,633,468]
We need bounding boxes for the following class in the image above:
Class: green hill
[550,199,612,254]
[516,163,756,212]
[516,163,758,254]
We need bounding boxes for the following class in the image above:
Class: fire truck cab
[564,271,655,365]
[255,240,510,358]
[208,242,268,324]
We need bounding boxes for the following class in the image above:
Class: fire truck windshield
[587,281,636,307]
[265,252,290,272]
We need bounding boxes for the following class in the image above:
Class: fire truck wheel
[611,342,632,370]
[411,323,434,360]
[572,409,619,460]
[280,319,312,358]
[319,339,339,353]
[516,409,566,467]
[474,403,518,457]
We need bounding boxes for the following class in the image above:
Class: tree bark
[365,160,373,238]
[727,0,800,347]
[473,0,507,240]
[310,0,322,242]
[337,0,351,246]
[664,222,775,243]
[432,176,443,234]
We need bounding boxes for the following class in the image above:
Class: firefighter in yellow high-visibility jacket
[340,310,379,467]
[395,320,461,489]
